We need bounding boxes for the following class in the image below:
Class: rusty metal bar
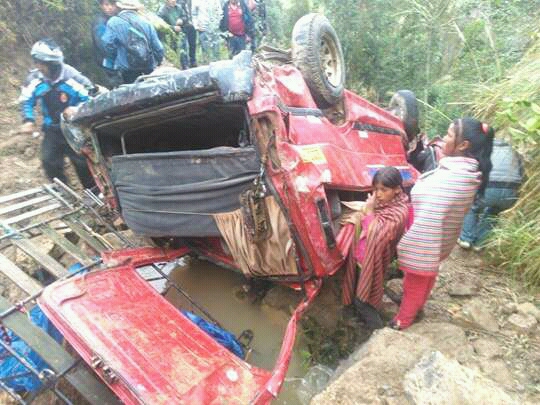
[0,195,52,216]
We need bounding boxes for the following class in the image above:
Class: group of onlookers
[92,0,264,84]
[18,0,266,188]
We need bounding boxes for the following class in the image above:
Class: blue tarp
[0,263,86,392]
[182,311,245,359]
[0,305,63,392]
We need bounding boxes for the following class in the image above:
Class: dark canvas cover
[111,147,260,237]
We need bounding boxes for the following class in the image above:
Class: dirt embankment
[310,248,540,404]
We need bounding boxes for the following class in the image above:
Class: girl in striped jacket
[390,118,494,330]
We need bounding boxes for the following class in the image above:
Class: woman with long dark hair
[390,117,494,330]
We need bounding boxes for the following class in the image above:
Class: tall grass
[472,37,540,287]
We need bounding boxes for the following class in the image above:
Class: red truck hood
[38,248,320,404]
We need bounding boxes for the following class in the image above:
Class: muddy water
[166,257,309,404]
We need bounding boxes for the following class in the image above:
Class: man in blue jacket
[19,39,95,189]
[92,0,122,87]
[102,0,164,83]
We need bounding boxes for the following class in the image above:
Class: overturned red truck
[47,13,419,404]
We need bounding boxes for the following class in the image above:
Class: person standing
[158,0,197,68]
[192,0,222,64]
[247,0,266,51]
[102,0,164,84]
[390,118,494,330]
[220,0,253,58]
[91,0,122,87]
[458,138,524,251]
[19,39,96,189]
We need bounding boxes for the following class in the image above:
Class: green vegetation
[472,38,540,288]
[1,0,539,285]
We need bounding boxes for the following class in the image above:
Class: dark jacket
[219,0,253,35]
[157,1,191,27]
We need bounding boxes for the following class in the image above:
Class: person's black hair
[454,117,495,195]
[372,166,403,189]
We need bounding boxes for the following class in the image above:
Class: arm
[20,80,39,124]
[102,19,120,61]
[63,64,94,90]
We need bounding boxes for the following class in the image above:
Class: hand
[364,193,376,214]
[19,121,35,134]
[62,106,78,121]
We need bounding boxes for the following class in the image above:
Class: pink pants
[393,271,437,329]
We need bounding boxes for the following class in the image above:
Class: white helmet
[31,39,64,64]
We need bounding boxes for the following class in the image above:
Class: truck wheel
[292,13,345,108]
[389,90,419,141]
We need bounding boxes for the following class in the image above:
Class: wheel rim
[320,34,342,88]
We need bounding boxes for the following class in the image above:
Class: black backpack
[118,14,153,71]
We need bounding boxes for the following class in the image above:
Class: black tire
[292,13,345,108]
[388,90,419,141]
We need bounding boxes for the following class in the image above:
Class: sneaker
[472,245,484,252]
[457,239,471,250]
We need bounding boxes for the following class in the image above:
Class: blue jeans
[228,35,246,58]
[460,187,518,246]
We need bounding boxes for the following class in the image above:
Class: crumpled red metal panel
[38,263,271,405]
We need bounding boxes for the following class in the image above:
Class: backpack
[118,14,153,71]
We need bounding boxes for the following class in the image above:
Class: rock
[408,322,475,365]
[516,302,540,322]
[453,299,499,332]
[501,302,518,315]
[311,328,431,404]
[472,337,504,359]
[448,281,478,297]
[479,359,514,387]
[404,351,517,405]
[379,294,399,320]
[385,278,403,299]
[24,146,35,157]
[507,313,537,334]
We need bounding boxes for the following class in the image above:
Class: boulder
[403,351,517,405]
[408,322,475,364]
[447,281,478,298]
[507,313,537,334]
[472,337,504,359]
[516,302,540,322]
[452,298,499,332]
[478,358,514,387]
[311,328,430,404]
[501,302,518,315]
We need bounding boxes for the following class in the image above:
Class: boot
[353,298,384,329]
